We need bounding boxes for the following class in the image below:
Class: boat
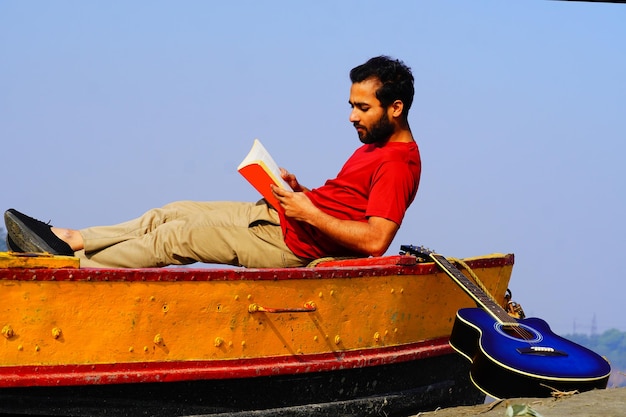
[0,247,515,416]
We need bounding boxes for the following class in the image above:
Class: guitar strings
[502,322,535,341]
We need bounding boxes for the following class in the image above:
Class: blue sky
[1,1,625,335]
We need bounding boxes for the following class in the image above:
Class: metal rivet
[215,337,224,347]
[2,325,14,339]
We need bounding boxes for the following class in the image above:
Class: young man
[5,56,421,268]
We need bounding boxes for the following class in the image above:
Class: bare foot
[51,227,84,251]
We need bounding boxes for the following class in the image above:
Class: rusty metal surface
[0,253,514,389]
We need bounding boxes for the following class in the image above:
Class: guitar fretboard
[430,253,516,325]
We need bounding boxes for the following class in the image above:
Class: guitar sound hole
[495,323,542,343]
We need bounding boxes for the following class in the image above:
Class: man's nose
[349,109,359,123]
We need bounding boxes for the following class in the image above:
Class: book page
[238,139,292,191]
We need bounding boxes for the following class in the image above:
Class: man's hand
[271,184,318,221]
[271,184,399,257]
[279,168,310,193]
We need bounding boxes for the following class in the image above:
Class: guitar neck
[429,253,514,325]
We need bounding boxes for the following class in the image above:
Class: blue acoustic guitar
[400,245,611,399]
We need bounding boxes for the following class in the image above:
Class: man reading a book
[4,56,421,268]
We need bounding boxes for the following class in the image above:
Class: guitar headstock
[399,244,435,262]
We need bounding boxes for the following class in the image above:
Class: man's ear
[389,100,404,118]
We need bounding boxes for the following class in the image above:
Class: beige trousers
[75,200,309,268]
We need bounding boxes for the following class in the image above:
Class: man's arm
[271,185,399,257]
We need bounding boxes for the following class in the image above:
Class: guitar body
[450,308,611,399]
[399,245,611,399]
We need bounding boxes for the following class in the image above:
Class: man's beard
[356,114,395,144]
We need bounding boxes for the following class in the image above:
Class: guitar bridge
[517,346,568,357]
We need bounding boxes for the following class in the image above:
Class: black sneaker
[4,209,74,256]
[6,234,24,252]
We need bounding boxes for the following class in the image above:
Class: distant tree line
[567,329,626,369]
[0,228,6,251]
[566,329,626,387]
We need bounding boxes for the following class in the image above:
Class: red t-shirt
[279,141,421,259]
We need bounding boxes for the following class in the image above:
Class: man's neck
[387,124,414,143]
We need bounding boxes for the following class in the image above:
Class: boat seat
[308,254,417,267]
[0,251,79,269]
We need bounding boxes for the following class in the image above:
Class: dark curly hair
[349,56,414,119]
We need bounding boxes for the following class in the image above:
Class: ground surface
[413,387,625,417]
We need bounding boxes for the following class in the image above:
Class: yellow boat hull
[0,251,515,415]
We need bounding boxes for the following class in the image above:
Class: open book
[238,139,293,211]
